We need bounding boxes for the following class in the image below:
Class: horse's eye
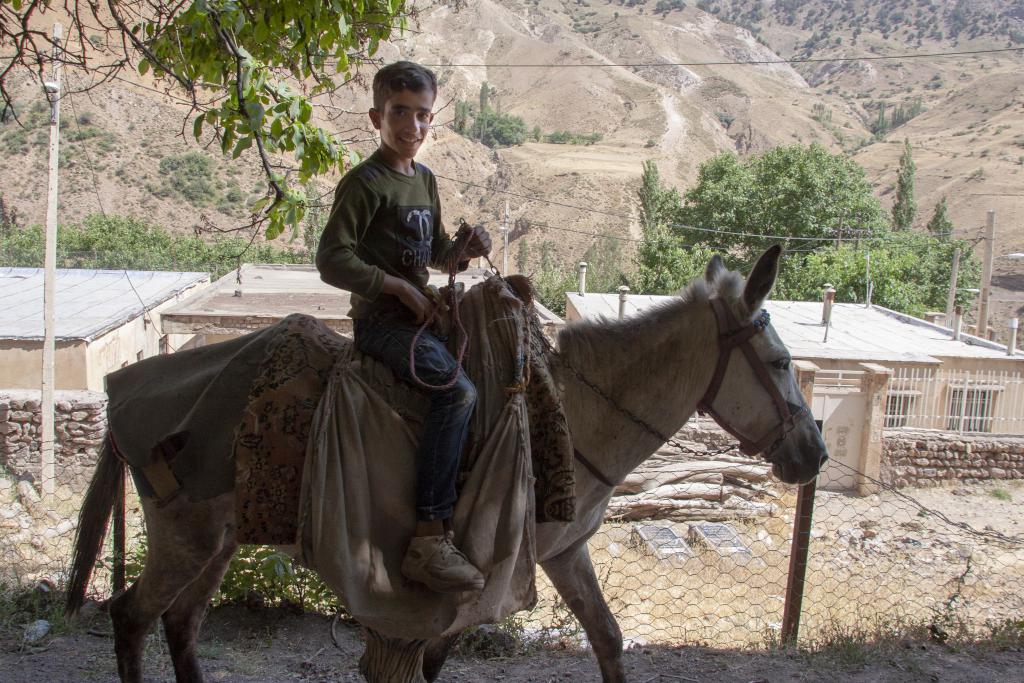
[773,358,791,371]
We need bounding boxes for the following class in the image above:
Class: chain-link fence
[2,400,1023,652]
[519,418,1024,649]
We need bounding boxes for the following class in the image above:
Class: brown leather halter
[697,298,807,457]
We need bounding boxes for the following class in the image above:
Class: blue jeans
[353,316,477,522]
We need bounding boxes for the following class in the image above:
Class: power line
[424,46,1024,69]
[435,172,924,245]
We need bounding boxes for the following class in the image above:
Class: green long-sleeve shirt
[316,151,458,320]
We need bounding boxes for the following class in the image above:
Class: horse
[65,246,827,683]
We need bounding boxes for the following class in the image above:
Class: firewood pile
[606,444,779,522]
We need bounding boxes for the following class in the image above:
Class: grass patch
[0,581,69,640]
[990,488,1012,502]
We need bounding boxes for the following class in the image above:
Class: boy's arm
[316,177,385,300]
[427,170,492,270]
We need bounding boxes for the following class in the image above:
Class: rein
[550,297,804,487]
[406,221,476,391]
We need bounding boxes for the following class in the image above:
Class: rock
[22,620,49,644]
[16,481,40,506]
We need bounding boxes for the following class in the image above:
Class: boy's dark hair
[372,61,438,110]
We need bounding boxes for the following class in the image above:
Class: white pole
[41,23,62,499]
[864,251,872,308]
[945,248,960,327]
[502,200,509,274]
[577,262,588,296]
[618,285,630,320]
[1008,318,1019,356]
[978,210,995,337]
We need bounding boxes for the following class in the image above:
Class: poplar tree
[892,139,917,231]
[927,196,954,238]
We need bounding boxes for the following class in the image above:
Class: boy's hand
[465,224,492,258]
[382,275,435,323]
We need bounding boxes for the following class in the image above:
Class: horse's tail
[66,434,123,616]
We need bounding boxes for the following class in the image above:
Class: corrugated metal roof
[566,293,1024,363]
[0,267,209,341]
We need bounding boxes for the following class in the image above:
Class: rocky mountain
[1,0,1022,316]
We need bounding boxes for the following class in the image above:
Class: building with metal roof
[566,290,1024,491]
[160,263,563,342]
[566,293,1024,369]
[0,268,210,390]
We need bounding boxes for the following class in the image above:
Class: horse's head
[700,246,828,485]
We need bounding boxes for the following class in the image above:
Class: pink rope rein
[406,221,476,391]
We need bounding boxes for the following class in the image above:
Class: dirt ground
[1,604,1022,683]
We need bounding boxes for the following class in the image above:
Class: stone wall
[882,429,1024,488]
[0,390,107,492]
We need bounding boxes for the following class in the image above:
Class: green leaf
[232,135,253,159]
[193,114,204,139]
[138,59,151,77]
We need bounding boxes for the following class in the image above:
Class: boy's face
[369,88,435,163]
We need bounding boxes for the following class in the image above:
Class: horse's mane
[556,269,746,365]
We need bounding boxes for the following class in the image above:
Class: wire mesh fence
[2,400,1023,654]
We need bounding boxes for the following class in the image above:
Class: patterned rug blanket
[234,275,574,545]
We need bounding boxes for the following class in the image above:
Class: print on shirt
[397,205,433,271]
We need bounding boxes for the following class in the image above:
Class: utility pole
[977,210,996,338]
[501,200,510,274]
[864,251,872,308]
[40,23,62,500]
[945,247,961,327]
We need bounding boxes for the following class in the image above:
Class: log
[620,460,771,495]
[605,496,777,522]
[617,471,722,495]
[615,483,725,504]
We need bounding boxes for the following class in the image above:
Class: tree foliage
[0,0,409,239]
[927,196,954,237]
[774,235,979,318]
[892,139,917,231]
[452,82,528,148]
[0,213,307,277]
[677,143,888,262]
[632,144,979,317]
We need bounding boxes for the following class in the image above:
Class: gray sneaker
[401,531,485,593]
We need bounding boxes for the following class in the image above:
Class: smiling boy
[316,61,492,593]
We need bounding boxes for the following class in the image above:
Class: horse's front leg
[421,633,460,683]
[541,544,625,683]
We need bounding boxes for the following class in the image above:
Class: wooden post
[781,420,821,646]
[978,210,995,337]
[40,23,62,500]
[945,248,960,326]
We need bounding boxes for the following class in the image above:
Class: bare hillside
[1,0,1022,319]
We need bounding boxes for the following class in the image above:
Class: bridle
[545,293,810,489]
[697,297,807,457]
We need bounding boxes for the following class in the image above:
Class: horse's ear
[705,254,726,284]
[743,245,783,312]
